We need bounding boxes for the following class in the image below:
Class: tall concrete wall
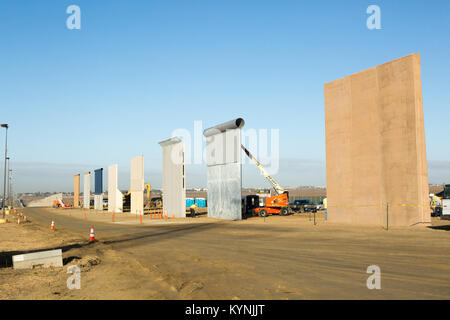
[27,193,63,208]
[204,118,244,220]
[159,137,186,218]
[108,164,123,213]
[130,155,144,215]
[83,172,91,209]
[73,174,80,208]
[324,53,430,227]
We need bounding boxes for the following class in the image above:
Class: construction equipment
[144,183,155,208]
[123,182,161,209]
[52,199,67,208]
[241,145,290,217]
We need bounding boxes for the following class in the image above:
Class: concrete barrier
[12,249,63,269]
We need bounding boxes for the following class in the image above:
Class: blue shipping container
[186,198,194,207]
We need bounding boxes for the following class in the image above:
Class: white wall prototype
[159,137,186,218]
[83,172,91,209]
[108,164,123,213]
[130,155,144,215]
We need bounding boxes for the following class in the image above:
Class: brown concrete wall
[74,174,80,208]
[324,54,430,227]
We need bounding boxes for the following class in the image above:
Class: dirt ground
[0,207,449,300]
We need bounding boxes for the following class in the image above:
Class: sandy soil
[1,207,449,300]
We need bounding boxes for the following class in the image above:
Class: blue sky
[0,0,449,192]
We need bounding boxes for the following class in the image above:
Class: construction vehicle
[241,145,290,217]
[123,182,160,209]
[144,183,151,208]
[52,199,68,208]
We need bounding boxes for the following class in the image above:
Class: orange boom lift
[241,145,290,217]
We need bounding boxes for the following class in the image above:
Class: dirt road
[1,207,450,299]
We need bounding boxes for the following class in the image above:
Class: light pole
[6,157,9,207]
[1,124,8,220]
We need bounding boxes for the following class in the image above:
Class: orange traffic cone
[50,220,55,230]
[89,226,95,242]
[17,218,21,225]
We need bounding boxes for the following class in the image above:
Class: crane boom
[241,144,285,195]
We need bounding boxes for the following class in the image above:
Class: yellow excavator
[123,182,161,209]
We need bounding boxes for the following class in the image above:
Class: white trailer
[443,199,450,217]
[442,185,450,218]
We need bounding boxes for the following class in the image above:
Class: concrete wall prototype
[94,168,103,211]
[324,54,430,227]
[204,118,244,220]
[108,164,123,213]
[73,174,80,208]
[159,137,186,218]
[83,172,91,209]
[27,193,63,208]
[130,155,144,215]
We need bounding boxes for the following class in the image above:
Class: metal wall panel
[73,174,80,208]
[130,155,144,215]
[205,129,241,166]
[94,168,103,195]
[83,172,90,209]
[108,164,123,213]
[206,162,241,220]
[159,137,186,218]
[204,119,244,220]
[94,168,103,211]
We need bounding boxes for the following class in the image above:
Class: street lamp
[1,124,8,220]
[6,157,9,207]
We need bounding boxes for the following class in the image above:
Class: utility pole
[1,124,8,220]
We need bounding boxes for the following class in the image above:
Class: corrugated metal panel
[159,137,186,218]
[130,156,144,215]
[203,120,244,221]
[206,162,241,220]
[94,168,103,195]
